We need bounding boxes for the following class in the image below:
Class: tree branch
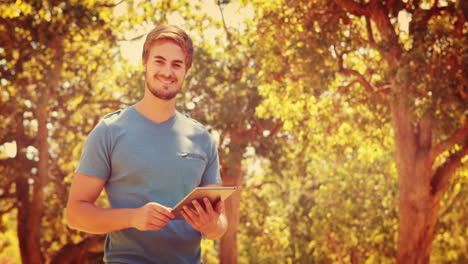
[385,0,397,10]
[365,16,376,45]
[248,116,283,142]
[97,0,126,8]
[266,122,283,139]
[429,121,468,165]
[333,0,368,16]
[50,235,105,264]
[251,180,282,190]
[338,79,359,95]
[338,65,375,93]
[335,0,402,63]
[334,46,377,93]
[326,232,346,264]
[216,0,233,46]
[453,7,465,38]
[0,178,15,199]
[438,181,462,220]
[430,144,468,196]
[409,2,454,43]
[0,201,16,216]
[0,158,36,172]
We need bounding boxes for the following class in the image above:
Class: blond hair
[142,25,194,70]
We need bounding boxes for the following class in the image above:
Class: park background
[0,0,466,263]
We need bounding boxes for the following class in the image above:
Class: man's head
[142,25,193,71]
[142,25,193,101]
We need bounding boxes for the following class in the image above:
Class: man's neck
[135,94,176,124]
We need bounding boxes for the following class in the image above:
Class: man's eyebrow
[153,56,184,64]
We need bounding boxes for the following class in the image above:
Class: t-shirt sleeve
[76,120,112,181]
[200,135,221,185]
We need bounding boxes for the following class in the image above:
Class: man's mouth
[155,75,175,85]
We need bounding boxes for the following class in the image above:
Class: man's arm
[66,172,174,234]
[181,184,228,240]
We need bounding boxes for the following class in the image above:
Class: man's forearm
[203,214,228,240]
[66,201,134,234]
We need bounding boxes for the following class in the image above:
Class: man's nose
[159,65,174,77]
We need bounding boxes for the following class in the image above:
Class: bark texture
[219,144,245,264]
[16,39,64,264]
[391,83,467,263]
[50,235,105,264]
[331,1,468,262]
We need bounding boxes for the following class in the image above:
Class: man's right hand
[130,203,175,231]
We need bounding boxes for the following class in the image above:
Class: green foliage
[0,211,21,263]
[238,0,467,263]
[239,104,399,263]
[0,0,144,261]
[0,0,466,263]
[432,164,468,264]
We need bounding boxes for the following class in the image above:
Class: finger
[148,208,172,222]
[183,205,198,217]
[192,200,209,223]
[150,203,175,219]
[182,206,199,225]
[181,210,201,230]
[203,198,214,215]
[192,200,206,216]
[159,206,176,219]
[215,200,224,214]
[181,208,193,223]
[138,215,168,230]
[151,213,172,223]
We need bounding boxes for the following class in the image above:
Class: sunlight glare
[4,141,17,158]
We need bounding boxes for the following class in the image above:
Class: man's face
[143,40,187,100]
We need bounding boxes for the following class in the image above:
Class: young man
[66,25,227,263]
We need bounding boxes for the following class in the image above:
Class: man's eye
[155,60,164,64]
[173,64,181,69]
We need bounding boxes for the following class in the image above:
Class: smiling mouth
[156,77,175,86]
[160,80,173,85]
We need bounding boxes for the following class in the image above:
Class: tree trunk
[16,78,49,264]
[391,90,445,264]
[219,145,244,264]
[16,40,64,264]
[50,235,105,264]
[14,109,45,264]
[395,155,440,263]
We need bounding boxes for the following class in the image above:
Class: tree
[238,97,400,263]
[246,0,467,263]
[1,1,283,263]
[175,4,285,261]
[0,0,143,262]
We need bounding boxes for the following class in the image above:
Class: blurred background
[0,0,466,263]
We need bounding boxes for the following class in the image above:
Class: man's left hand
[181,198,223,235]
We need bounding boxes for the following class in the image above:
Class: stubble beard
[145,73,180,101]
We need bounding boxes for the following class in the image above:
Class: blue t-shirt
[76,105,221,263]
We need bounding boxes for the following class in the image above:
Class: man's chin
[150,90,178,100]
[146,83,180,100]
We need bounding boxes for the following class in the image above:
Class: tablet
[171,186,237,219]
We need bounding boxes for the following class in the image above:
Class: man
[66,25,227,263]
